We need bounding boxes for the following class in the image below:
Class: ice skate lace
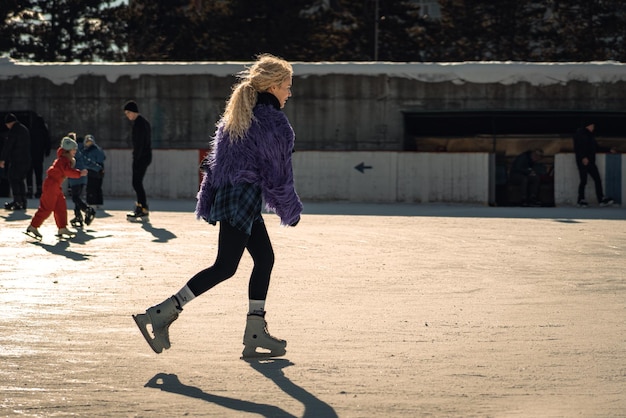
[263,321,283,342]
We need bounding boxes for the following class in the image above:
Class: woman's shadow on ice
[145,359,337,418]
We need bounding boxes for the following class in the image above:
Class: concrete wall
[68,149,626,206]
[100,149,203,200]
[78,150,492,204]
[3,61,626,153]
[555,153,625,206]
[69,149,621,207]
[9,61,624,205]
[293,151,491,203]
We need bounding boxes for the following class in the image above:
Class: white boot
[57,227,76,238]
[133,297,180,354]
[241,314,287,359]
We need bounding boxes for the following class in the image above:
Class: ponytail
[220,54,293,141]
[222,81,257,140]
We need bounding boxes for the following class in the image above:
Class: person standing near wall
[123,100,152,221]
[0,113,31,210]
[82,134,106,207]
[0,128,8,197]
[509,149,545,207]
[573,121,615,207]
[132,54,302,357]
[26,114,51,198]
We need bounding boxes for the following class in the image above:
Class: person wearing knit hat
[4,113,17,123]
[66,133,97,229]
[82,134,106,207]
[61,136,78,150]
[1,113,31,211]
[124,100,139,113]
[123,100,152,221]
[25,137,88,240]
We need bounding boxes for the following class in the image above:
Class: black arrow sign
[354,162,373,173]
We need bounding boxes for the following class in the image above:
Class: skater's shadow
[95,210,113,219]
[1,210,31,222]
[145,373,295,417]
[145,361,337,418]
[554,218,583,224]
[31,240,90,261]
[246,358,338,418]
[70,229,114,245]
[141,223,176,243]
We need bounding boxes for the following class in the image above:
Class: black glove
[290,216,300,227]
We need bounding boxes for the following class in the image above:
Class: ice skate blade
[241,346,287,359]
[132,313,163,354]
[56,233,76,240]
[23,231,42,241]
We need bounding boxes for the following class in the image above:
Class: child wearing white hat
[25,137,88,240]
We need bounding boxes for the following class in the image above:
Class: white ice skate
[241,314,287,359]
[132,297,180,354]
[56,228,76,239]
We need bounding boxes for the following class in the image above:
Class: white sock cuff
[174,285,196,308]
[248,299,266,315]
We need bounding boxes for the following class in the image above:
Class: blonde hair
[222,53,293,140]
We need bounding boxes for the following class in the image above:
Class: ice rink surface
[1,199,625,417]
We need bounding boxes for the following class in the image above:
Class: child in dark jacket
[25,137,87,239]
[67,132,96,228]
[82,134,106,207]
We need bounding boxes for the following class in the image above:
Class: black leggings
[186,220,274,300]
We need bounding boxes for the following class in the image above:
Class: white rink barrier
[100,149,203,200]
[91,150,493,204]
[43,150,623,206]
[293,151,493,204]
[554,153,625,206]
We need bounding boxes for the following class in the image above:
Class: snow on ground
[2,56,626,86]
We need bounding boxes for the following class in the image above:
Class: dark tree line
[1,0,625,62]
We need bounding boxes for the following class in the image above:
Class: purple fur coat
[195,100,303,226]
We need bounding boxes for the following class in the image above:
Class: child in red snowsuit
[26,137,87,239]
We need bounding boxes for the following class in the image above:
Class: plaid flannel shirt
[209,183,263,235]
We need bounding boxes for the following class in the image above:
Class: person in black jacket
[123,100,152,221]
[572,122,615,207]
[26,114,51,198]
[509,149,545,206]
[0,113,31,210]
